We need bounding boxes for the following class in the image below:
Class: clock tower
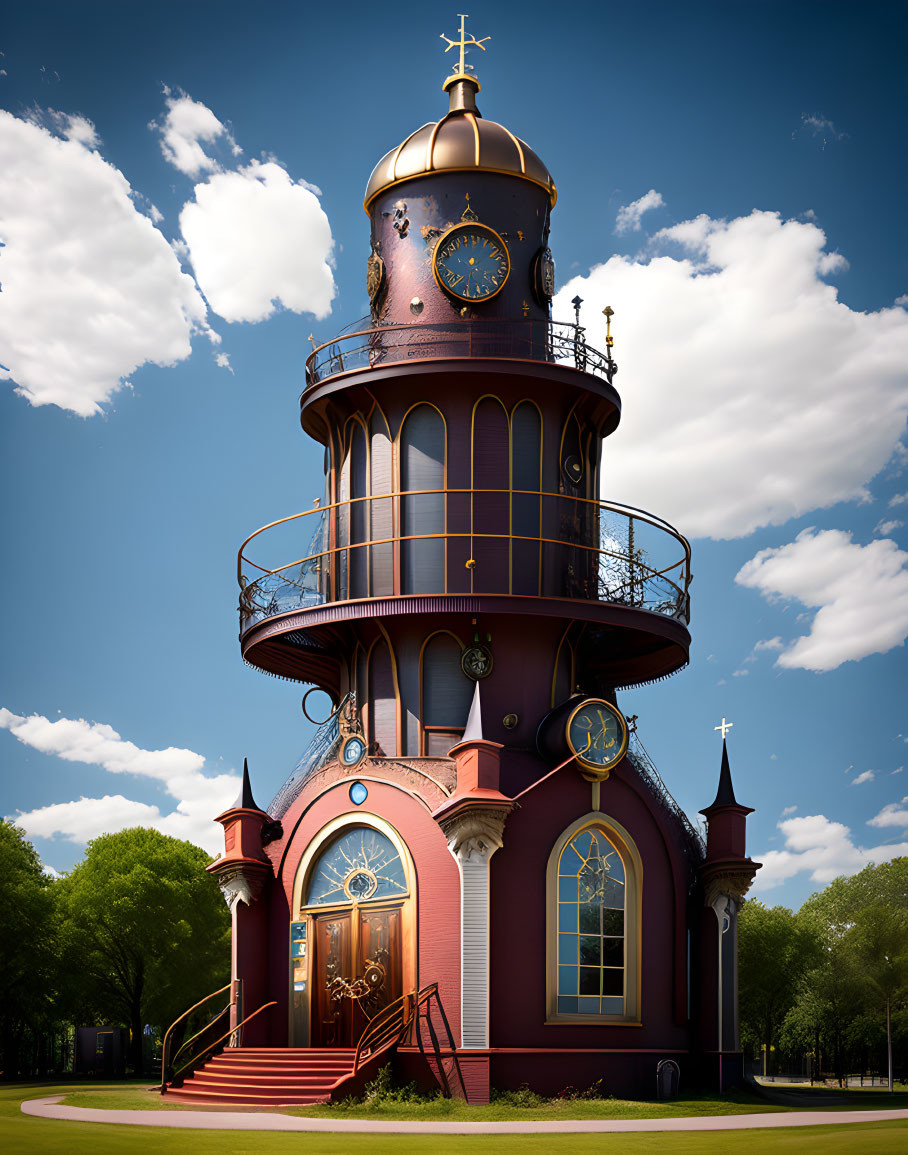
[175,21,760,1107]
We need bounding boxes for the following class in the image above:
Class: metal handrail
[353,990,417,1074]
[237,487,689,579]
[236,486,691,629]
[160,982,233,1093]
[350,982,464,1099]
[411,982,465,1100]
[303,317,618,390]
[171,1000,278,1084]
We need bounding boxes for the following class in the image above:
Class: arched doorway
[291,814,415,1047]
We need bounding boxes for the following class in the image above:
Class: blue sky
[2,0,907,909]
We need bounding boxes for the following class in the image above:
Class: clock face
[341,735,366,767]
[433,224,510,302]
[566,699,628,774]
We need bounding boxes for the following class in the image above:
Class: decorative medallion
[461,643,493,680]
[337,694,367,769]
[533,246,556,303]
[366,249,385,302]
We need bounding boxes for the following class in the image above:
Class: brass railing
[304,318,617,390]
[238,488,691,631]
[351,982,464,1099]
[164,1000,278,1091]
[160,982,234,1093]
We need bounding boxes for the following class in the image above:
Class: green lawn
[54,1081,908,1123]
[2,1082,907,1154]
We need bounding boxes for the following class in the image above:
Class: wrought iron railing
[267,692,353,818]
[304,318,618,390]
[162,998,278,1093]
[238,489,691,632]
[350,982,464,1099]
[160,982,234,1093]
[627,733,705,873]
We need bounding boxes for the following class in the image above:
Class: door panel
[313,912,352,1047]
[310,905,404,1047]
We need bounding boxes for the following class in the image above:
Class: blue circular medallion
[349,781,368,805]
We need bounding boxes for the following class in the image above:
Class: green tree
[794,858,908,1084]
[738,899,821,1072]
[0,821,60,1078]
[845,904,908,1090]
[56,828,230,1074]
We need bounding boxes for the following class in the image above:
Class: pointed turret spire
[709,739,738,809]
[461,681,484,743]
[231,757,264,813]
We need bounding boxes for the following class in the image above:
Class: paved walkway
[20,1095,908,1133]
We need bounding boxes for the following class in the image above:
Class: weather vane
[714,717,734,740]
[440,14,490,80]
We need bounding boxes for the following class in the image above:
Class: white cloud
[893,766,904,775]
[215,351,234,373]
[781,805,798,816]
[753,813,908,891]
[754,637,785,653]
[735,528,908,671]
[896,296,908,308]
[556,210,908,539]
[0,109,214,416]
[41,109,100,149]
[890,493,908,507]
[152,91,240,177]
[180,160,336,323]
[800,113,848,143]
[615,189,665,235]
[0,707,238,854]
[851,769,875,786]
[732,668,749,677]
[875,518,903,535]
[868,796,908,828]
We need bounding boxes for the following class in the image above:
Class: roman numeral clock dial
[433,223,510,302]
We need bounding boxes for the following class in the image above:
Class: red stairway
[162,1047,357,1106]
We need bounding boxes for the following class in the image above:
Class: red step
[163,1046,357,1106]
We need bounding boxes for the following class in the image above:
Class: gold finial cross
[714,717,734,740]
[440,13,490,79]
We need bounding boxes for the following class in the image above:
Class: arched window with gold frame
[547,813,642,1022]
[290,814,416,1048]
[399,403,446,595]
[419,630,472,755]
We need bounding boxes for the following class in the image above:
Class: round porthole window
[349,781,368,805]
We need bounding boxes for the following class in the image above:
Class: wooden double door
[311,904,403,1048]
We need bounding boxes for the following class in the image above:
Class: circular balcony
[304,318,618,392]
[237,490,691,690]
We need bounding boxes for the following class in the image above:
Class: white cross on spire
[714,717,734,740]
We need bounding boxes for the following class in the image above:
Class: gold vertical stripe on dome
[391,124,430,181]
[426,120,443,171]
[501,125,526,175]
[465,112,481,166]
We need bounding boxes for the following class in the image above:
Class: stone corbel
[214,863,268,911]
[439,805,511,861]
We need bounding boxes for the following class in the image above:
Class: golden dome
[363,77,557,213]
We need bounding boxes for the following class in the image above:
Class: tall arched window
[370,411,393,596]
[510,401,542,596]
[420,632,472,755]
[347,420,369,599]
[367,638,397,756]
[547,815,641,1021]
[399,405,446,595]
[471,397,509,593]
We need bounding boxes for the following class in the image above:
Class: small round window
[349,781,368,805]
